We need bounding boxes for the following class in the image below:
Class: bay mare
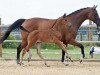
[21,15,73,66]
[0,6,100,64]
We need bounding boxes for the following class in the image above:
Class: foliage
[41,43,60,49]
[2,35,18,48]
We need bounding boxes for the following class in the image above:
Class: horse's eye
[65,19,67,21]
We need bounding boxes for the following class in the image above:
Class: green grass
[1,46,100,60]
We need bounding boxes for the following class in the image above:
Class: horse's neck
[68,11,88,31]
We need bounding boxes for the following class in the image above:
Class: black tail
[0,19,26,43]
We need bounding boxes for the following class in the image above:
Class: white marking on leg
[28,50,32,62]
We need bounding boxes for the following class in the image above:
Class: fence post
[0,18,2,57]
[79,32,82,41]
[89,20,93,47]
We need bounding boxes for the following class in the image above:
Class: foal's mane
[67,7,89,17]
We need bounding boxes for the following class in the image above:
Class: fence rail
[0,20,100,58]
[3,40,100,43]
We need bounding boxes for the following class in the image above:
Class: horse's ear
[63,13,66,18]
[93,5,97,9]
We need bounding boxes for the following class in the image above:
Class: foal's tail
[0,19,26,44]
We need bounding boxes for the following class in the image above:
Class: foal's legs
[20,41,34,64]
[17,31,32,64]
[36,43,49,67]
[55,40,72,62]
[27,50,32,62]
[17,43,32,64]
[20,47,29,64]
[17,43,27,64]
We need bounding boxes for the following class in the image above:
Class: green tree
[3,35,18,48]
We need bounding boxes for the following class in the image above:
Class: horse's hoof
[65,64,69,66]
[68,56,73,62]
[62,62,69,66]
[66,56,73,62]
[45,63,50,67]
[28,58,31,62]
[69,58,73,62]
[19,62,24,66]
[46,65,50,67]
[79,59,82,63]
[16,60,20,64]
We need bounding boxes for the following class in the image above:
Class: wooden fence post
[79,32,82,41]
[89,20,93,47]
[0,18,2,57]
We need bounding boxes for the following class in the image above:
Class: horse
[0,6,100,64]
[20,15,73,66]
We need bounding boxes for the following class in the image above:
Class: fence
[0,20,100,58]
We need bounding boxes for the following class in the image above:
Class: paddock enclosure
[0,60,100,75]
[0,19,100,75]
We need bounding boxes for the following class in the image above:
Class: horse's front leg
[61,50,66,62]
[69,39,85,63]
[56,41,72,65]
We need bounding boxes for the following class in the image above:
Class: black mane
[67,7,88,17]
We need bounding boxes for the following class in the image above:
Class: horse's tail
[0,19,26,43]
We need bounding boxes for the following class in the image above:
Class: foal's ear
[63,13,66,18]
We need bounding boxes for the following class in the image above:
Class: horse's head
[87,5,100,29]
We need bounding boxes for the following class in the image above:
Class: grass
[1,46,100,60]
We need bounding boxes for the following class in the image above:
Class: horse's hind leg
[17,41,29,64]
[36,43,49,67]
[17,44,22,64]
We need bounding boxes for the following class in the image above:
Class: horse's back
[22,18,56,31]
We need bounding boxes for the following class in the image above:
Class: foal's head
[55,13,68,26]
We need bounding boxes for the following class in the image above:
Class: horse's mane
[67,7,89,17]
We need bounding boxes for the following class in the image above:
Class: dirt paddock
[0,60,100,75]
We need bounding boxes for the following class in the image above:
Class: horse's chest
[64,32,76,41]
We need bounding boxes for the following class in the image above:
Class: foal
[21,29,72,66]
[20,15,72,66]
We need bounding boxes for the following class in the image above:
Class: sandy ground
[0,60,100,75]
